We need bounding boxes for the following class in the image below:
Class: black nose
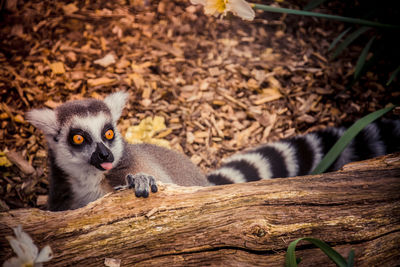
[90,142,114,169]
[97,142,110,160]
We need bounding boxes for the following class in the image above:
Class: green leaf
[251,4,400,30]
[331,27,370,59]
[348,50,381,90]
[347,249,355,267]
[354,36,376,81]
[387,65,400,85]
[285,237,348,267]
[311,104,397,175]
[304,0,329,11]
[329,28,351,51]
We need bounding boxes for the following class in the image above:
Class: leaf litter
[0,0,398,210]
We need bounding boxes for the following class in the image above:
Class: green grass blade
[328,27,351,51]
[354,36,376,81]
[387,65,400,85]
[331,27,370,59]
[347,249,355,267]
[311,104,396,175]
[347,51,380,90]
[250,4,400,30]
[304,0,329,11]
[285,237,348,267]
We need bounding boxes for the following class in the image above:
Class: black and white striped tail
[207,119,400,185]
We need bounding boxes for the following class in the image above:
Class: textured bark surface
[1,154,399,266]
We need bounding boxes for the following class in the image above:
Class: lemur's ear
[26,108,59,136]
[104,91,129,122]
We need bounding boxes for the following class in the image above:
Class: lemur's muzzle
[90,142,114,171]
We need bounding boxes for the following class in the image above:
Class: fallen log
[1,153,400,266]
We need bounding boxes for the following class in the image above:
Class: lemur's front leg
[114,173,158,197]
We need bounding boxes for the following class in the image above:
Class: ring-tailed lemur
[207,120,400,185]
[27,92,209,211]
[27,92,399,211]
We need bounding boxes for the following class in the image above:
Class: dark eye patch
[68,128,93,147]
[102,123,115,142]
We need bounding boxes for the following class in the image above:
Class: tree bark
[1,153,400,266]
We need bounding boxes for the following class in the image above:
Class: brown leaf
[6,151,36,175]
[50,62,65,75]
[87,77,116,87]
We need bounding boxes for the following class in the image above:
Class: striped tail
[207,119,400,185]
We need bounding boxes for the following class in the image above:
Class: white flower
[190,0,255,21]
[3,225,53,267]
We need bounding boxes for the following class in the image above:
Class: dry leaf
[62,3,78,14]
[94,53,116,67]
[208,67,220,76]
[0,151,12,167]
[6,151,35,175]
[87,77,116,87]
[13,114,25,124]
[125,116,170,148]
[128,73,145,89]
[190,154,202,165]
[44,100,61,109]
[116,58,130,69]
[50,62,65,75]
[253,88,282,105]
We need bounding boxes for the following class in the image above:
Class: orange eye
[73,134,84,145]
[105,129,114,140]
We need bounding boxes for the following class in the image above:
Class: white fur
[224,152,273,180]
[26,108,58,136]
[72,113,109,143]
[52,112,124,207]
[104,91,129,122]
[303,133,324,172]
[363,123,385,156]
[268,141,299,177]
[69,170,107,209]
[209,167,247,183]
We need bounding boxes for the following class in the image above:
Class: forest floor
[0,0,399,210]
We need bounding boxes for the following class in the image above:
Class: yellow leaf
[152,116,166,132]
[125,116,169,148]
[0,151,12,167]
[148,138,170,148]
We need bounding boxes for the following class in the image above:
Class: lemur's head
[27,92,128,174]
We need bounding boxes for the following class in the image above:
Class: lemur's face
[55,110,122,172]
[27,92,128,175]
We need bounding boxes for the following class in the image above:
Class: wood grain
[1,154,399,266]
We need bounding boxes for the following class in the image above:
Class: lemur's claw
[126,173,157,198]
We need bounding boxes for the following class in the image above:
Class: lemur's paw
[126,173,158,198]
